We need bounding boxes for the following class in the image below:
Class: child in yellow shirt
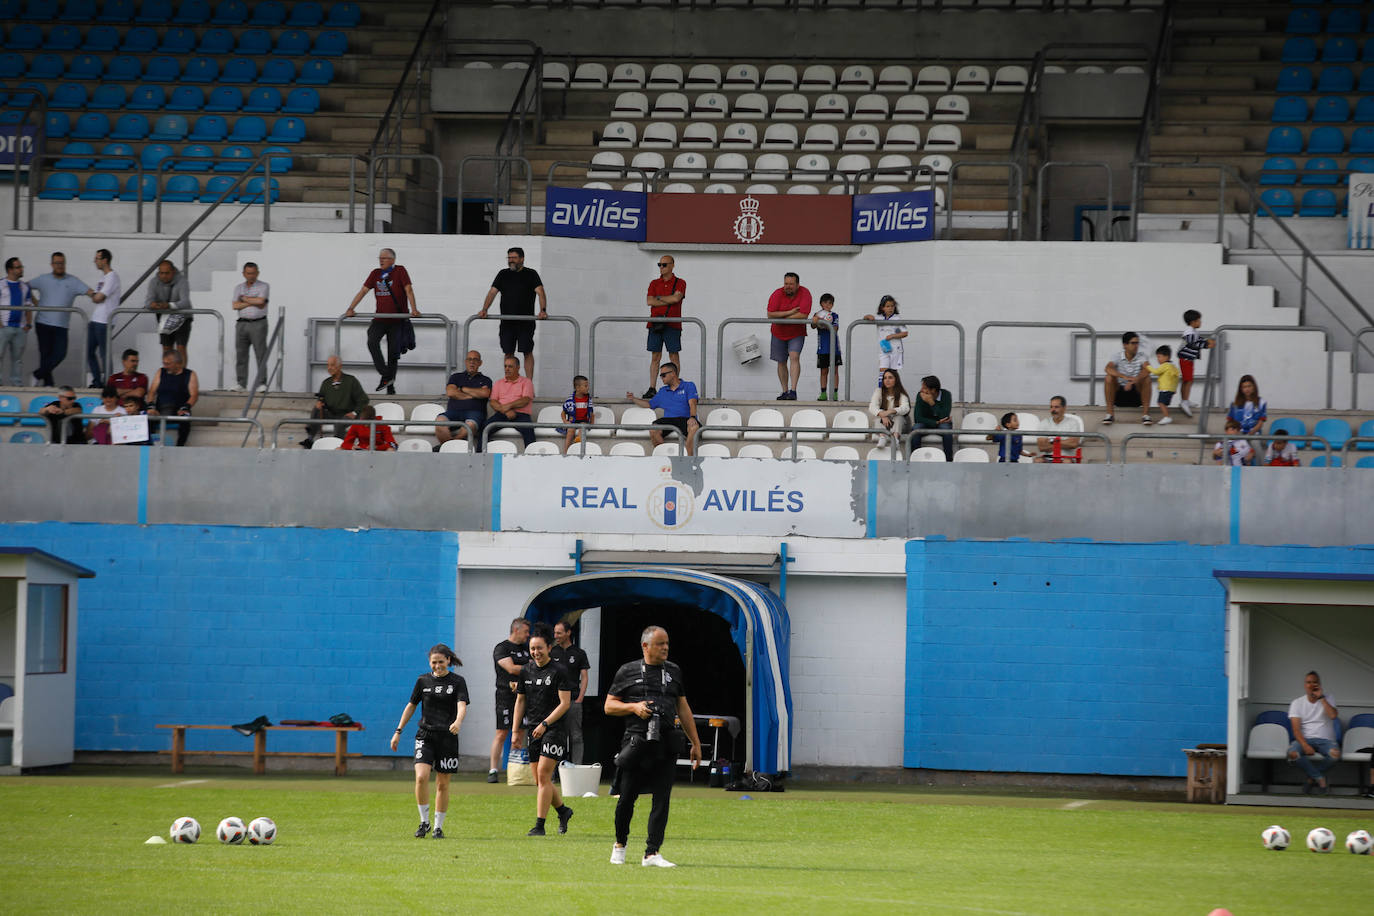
[1148,345,1181,426]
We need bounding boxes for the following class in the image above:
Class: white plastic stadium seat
[583,181,613,190]
[542,62,571,88]
[311,436,342,450]
[1341,726,1374,766]
[710,153,749,181]
[570,62,608,89]
[651,92,689,119]
[773,93,809,120]
[486,440,519,455]
[793,153,830,182]
[893,94,930,121]
[646,63,683,90]
[761,64,798,90]
[911,446,947,462]
[799,64,836,91]
[701,406,743,440]
[1017,412,1042,431]
[835,154,872,178]
[640,121,677,149]
[876,65,914,91]
[670,152,707,180]
[652,441,683,457]
[762,123,799,150]
[829,409,870,442]
[599,121,637,148]
[752,153,790,181]
[373,402,404,423]
[959,410,998,444]
[884,124,922,151]
[787,408,827,441]
[692,93,727,119]
[661,183,695,193]
[992,65,1029,93]
[915,65,951,92]
[787,185,819,195]
[618,406,657,438]
[731,93,769,120]
[588,151,625,179]
[919,154,952,179]
[609,441,647,457]
[812,93,849,121]
[800,124,839,151]
[523,440,561,455]
[953,65,991,92]
[565,440,603,456]
[438,439,469,454]
[609,63,646,88]
[867,446,894,461]
[1245,723,1290,764]
[697,443,731,458]
[779,444,817,460]
[746,184,778,195]
[853,94,890,121]
[737,443,775,459]
[933,94,970,122]
[681,122,719,148]
[867,185,902,194]
[611,91,649,118]
[630,151,667,175]
[838,65,875,91]
[533,404,564,439]
[623,182,646,193]
[405,403,443,434]
[721,64,759,90]
[842,125,880,150]
[587,404,616,438]
[398,437,433,452]
[704,183,737,194]
[953,447,991,463]
[876,154,913,181]
[822,445,861,461]
[719,122,759,149]
[743,407,785,440]
[684,63,722,90]
[925,124,962,151]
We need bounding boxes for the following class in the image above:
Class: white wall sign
[499,456,865,537]
[1349,173,1374,249]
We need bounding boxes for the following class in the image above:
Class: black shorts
[495,692,516,730]
[159,317,193,347]
[816,351,842,369]
[1156,390,1174,405]
[654,416,689,438]
[499,320,535,355]
[532,726,568,762]
[414,727,461,773]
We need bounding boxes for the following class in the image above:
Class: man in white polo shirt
[1287,670,1340,795]
[1035,395,1085,463]
[86,249,121,388]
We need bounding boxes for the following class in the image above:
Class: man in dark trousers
[478,247,547,382]
[345,248,419,395]
[488,617,530,783]
[550,620,590,764]
[605,625,703,868]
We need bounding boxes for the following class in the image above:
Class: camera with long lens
[645,713,663,743]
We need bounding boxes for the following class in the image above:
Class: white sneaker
[609,845,626,865]
[1156,416,1172,426]
[1179,400,1193,418]
[642,853,676,868]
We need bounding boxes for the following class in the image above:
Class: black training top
[607,659,686,737]
[516,659,576,728]
[493,639,530,697]
[550,643,590,687]
[409,671,470,731]
[490,267,543,315]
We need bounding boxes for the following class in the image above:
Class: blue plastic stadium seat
[11,82,46,105]
[1323,38,1357,63]
[259,145,292,173]
[241,176,279,203]
[1265,126,1304,154]
[82,25,121,52]
[20,395,51,426]
[108,112,149,140]
[235,29,272,56]
[167,86,205,112]
[139,142,173,171]
[1282,37,1318,63]
[1260,156,1298,185]
[1299,188,1339,216]
[273,29,310,56]
[94,141,135,169]
[1260,187,1295,216]
[249,0,285,25]
[259,58,296,84]
[1307,126,1345,154]
[1350,157,1374,178]
[1313,417,1353,450]
[1360,69,1374,93]
[61,0,96,19]
[150,114,189,142]
[0,393,21,423]
[198,28,235,55]
[1286,9,1321,34]
[266,116,305,143]
[104,55,141,81]
[159,27,197,54]
[54,140,95,169]
[79,173,120,200]
[215,144,252,171]
[71,111,111,140]
[1357,419,1374,450]
[205,86,242,112]
[312,32,346,57]
[326,1,360,27]
[1352,127,1374,154]
[243,86,281,113]
[22,0,57,20]
[10,430,47,443]
[1327,8,1361,33]
[1312,97,1350,123]
[202,174,238,202]
[98,0,134,20]
[65,53,104,80]
[45,25,83,51]
[1268,417,1307,448]
[142,56,180,82]
[211,0,247,24]
[38,172,79,200]
[0,111,22,125]
[120,173,157,200]
[27,53,65,80]
[1365,38,1374,63]
[120,26,157,53]
[229,115,267,142]
[50,83,88,109]
[1303,157,1341,185]
[136,0,173,23]
[297,58,333,85]
[162,174,200,202]
[221,58,257,83]
[1317,65,1355,92]
[188,114,228,141]
[1309,455,1343,468]
[1271,97,1308,123]
[0,53,24,79]
[126,85,166,111]
[45,111,70,138]
[174,143,214,171]
[173,0,211,23]
[76,396,102,414]
[1275,66,1313,93]
[288,0,324,26]
[182,57,220,84]
[281,86,319,114]
[6,24,43,51]
[1357,456,1374,468]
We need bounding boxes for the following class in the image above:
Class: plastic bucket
[558,762,602,796]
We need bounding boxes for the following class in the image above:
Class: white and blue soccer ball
[1260,825,1290,850]
[1345,829,1373,855]
[216,816,246,845]
[247,816,277,846]
[1306,827,1336,853]
[170,816,201,844]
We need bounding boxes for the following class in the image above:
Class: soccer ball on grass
[1306,827,1336,853]
[217,816,246,845]
[247,816,277,846]
[1260,825,1290,850]
[169,816,201,844]
[1345,829,1373,855]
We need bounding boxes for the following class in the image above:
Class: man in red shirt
[767,271,811,401]
[643,254,685,399]
[345,248,420,395]
[107,348,149,401]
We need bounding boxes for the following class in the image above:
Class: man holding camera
[641,255,684,400]
[604,625,703,868]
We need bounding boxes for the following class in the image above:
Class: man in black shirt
[488,617,530,783]
[605,626,703,868]
[550,620,591,764]
[513,624,576,836]
[478,247,547,382]
[435,349,491,450]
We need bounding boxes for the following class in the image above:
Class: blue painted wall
[904,539,1374,777]
[0,522,458,756]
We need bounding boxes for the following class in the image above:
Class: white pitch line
[155,779,209,789]
[1061,800,1093,809]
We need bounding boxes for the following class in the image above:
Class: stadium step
[1158,104,1253,123]
[1172,45,1262,63]
[1161,75,1256,92]
[1148,135,1246,154]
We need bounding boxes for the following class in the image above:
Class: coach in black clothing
[478,247,547,382]
[605,625,703,868]
[488,617,530,783]
[550,620,590,764]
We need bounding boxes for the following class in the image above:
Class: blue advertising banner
[544,185,647,241]
[850,188,936,244]
[0,126,37,170]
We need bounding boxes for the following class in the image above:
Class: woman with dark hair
[391,643,468,839]
[1226,374,1267,436]
[911,374,954,461]
[866,368,911,448]
[512,624,575,837]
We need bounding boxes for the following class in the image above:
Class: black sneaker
[526,825,546,837]
[776,391,790,401]
[375,378,392,392]
[486,771,499,783]
[299,438,313,449]
[415,821,430,838]
[642,386,656,399]
[432,827,444,840]
[557,806,573,834]
[386,384,396,395]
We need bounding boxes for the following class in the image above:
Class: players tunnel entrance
[520,568,792,775]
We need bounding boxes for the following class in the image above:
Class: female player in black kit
[390,644,469,839]
[512,625,576,836]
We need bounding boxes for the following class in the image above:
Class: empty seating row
[1260,156,1374,185]
[1276,64,1374,93]
[54,140,292,172]
[38,171,279,201]
[2,26,348,56]
[0,0,360,27]
[1286,8,1374,35]
[608,90,973,122]
[549,62,1031,94]
[1269,416,1374,450]
[585,181,948,203]
[1281,36,1374,64]
[1258,187,1347,217]
[0,54,334,84]
[324,437,928,462]
[589,150,957,181]
[1266,125,1374,155]
[1271,95,1374,123]
[2,83,320,114]
[5,110,307,143]
[602,120,956,153]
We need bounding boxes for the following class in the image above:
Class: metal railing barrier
[545,161,657,193]
[588,315,708,398]
[460,313,582,378]
[1036,161,1113,242]
[1195,325,1333,432]
[1119,432,1334,467]
[975,320,1097,405]
[903,426,1115,464]
[715,317,837,400]
[457,154,533,235]
[479,420,663,455]
[239,306,288,446]
[55,413,266,448]
[1354,327,1374,410]
[104,306,227,388]
[844,318,965,403]
[946,160,1024,241]
[367,153,444,234]
[273,416,476,451]
[1340,437,1374,469]
[327,311,456,383]
[691,422,908,461]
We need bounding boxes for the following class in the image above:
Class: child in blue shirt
[811,293,841,401]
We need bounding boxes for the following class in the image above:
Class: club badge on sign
[733,196,765,244]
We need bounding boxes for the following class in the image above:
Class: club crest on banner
[733,195,765,244]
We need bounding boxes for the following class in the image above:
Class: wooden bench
[156,725,363,776]
[1183,743,1227,803]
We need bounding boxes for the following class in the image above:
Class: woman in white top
[867,368,911,447]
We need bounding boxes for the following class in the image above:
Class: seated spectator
[1035,395,1083,464]
[341,405,397,451]
[87,385,125,445]
[436,349,491,450]
[146,350,199,447]
[1103,331,1152,425]
[303,354,368,448]
[1266,434,1300,467]
[911,374,953,460]
[867,368,910,448]
[482,355,535,448]
[108,348,148,400]
[39,385,86,444]
[120,395,149,445]
[1213,418,1253,466]
[989,411,1034,463]
[626,361,699,456]
[1226,374,1267,437]
[1288,670,1340,796]
[561,374,595,454]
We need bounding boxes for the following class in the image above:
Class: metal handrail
[460,313,582,378]
[902,425,1114,464]
[588,315,708,397]
[1340,437,1374,469]
[844,318,965,404]
[457,154,533,234]
[1129,161,1229,245]
[546,160,657,191]
[1196,325,1333,432]
[327,312,456,382]
[153,154,276,233]
[1131,0,1176,168]
[1036,161,1112,242]
[368,0,444,155]
[715,317,837,400]
[367,153,443,233]
[272,416,475,451]
[105,306,227,388]
[975,321,1097,405]
[62,412,264,447]
[478,420,666,454]
[0,304,90,335]
[1355,327,1374,409]
[688,422,906,461]
[3,90,47,231]
[1119,432,1334,467]
[240,306,287,445]
[848,163,938,198]
[946,160,1024,240]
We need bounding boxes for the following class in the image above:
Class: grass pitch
[1,767,1369,914]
